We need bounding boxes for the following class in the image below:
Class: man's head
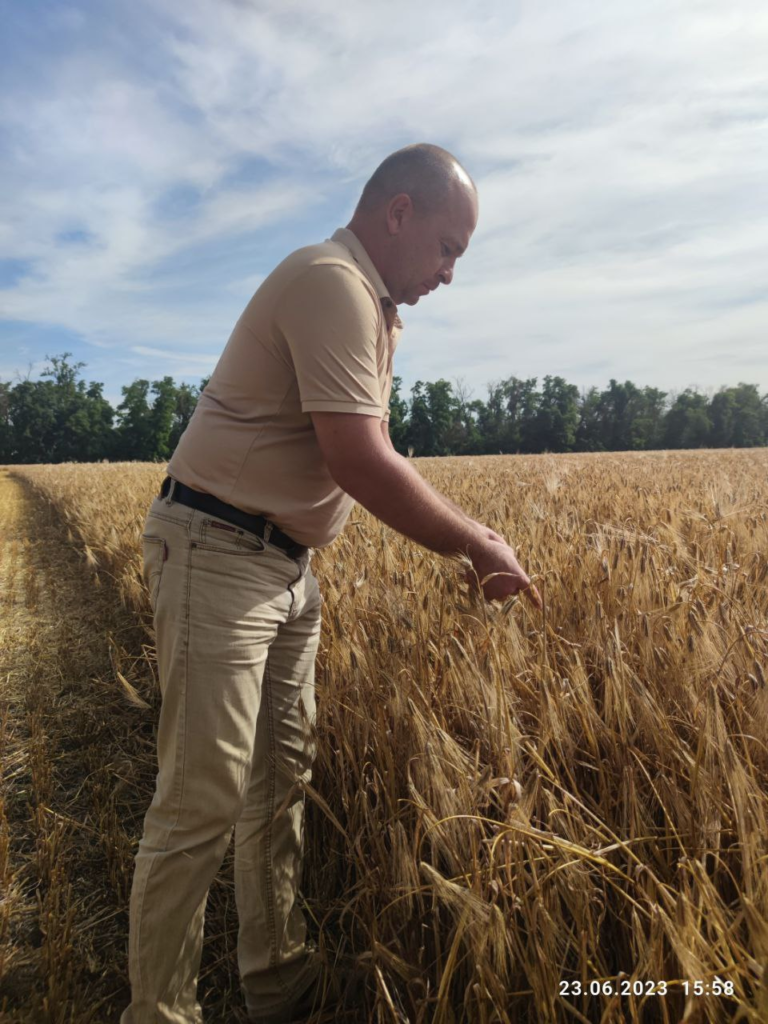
[346,143,479,307]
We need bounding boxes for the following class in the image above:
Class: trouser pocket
[142,535,167,613]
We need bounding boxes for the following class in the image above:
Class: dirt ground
[0,469,245,1024]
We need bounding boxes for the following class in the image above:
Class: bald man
[123,143,540,1024]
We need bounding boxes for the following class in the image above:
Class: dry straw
[4,449,768,1023]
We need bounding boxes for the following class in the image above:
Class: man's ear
[388,193,412,233]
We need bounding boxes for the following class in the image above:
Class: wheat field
[1,450,767,1023]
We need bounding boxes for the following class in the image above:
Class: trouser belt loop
[164,477,177,505]
[263,521,273,543]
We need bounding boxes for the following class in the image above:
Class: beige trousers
[120,492,323,1023]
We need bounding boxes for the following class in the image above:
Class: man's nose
[438,264,454,286]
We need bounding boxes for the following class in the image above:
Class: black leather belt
[159,477,308,559]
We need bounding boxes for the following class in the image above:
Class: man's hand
[463,539,542,609]
[476,524,507,546]
[459,522,542,609]
[434,502,541,610]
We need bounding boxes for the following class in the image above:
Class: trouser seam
[264,654,288,996]
[176,515,192,845]
[160,517,192,847]
[132,517,192,1003]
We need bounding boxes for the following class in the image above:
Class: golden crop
[6,449,768,1023]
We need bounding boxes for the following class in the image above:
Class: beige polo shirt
[166,227,403,548]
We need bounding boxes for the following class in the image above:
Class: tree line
[1,353,766,464]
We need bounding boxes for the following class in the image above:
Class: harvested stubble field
[1,449,767,1024]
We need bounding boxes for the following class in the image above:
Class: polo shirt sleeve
[276,263,384,416]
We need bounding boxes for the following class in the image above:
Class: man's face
[387,185,478,306]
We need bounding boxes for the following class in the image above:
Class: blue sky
[1,0,766,409]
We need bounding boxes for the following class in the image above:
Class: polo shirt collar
[330,227,402,332]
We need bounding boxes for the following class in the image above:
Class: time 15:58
[682,979,734,996]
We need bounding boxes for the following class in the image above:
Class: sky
[1,0,767,410]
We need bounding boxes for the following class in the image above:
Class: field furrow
[0,470,245,1023]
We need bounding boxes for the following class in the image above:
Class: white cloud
[0,0,766,397]
[131,345,215,363]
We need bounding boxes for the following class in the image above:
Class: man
[122,143,540,1024]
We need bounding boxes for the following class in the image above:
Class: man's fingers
[461,564,542,611]
[487,529,508,546]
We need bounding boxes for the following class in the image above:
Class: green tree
[114,376,195,461]
[4,354,113,463]
[113,380,155,460]
[387,375,409,453]
[149,377,178,461]
[577,380,668,451]
[730,383,765,447]
[7,379,57,462]
[502,377,540,453]
[596,380,641,450]
[5,353,767,462]
[44,355,114,460]
[406,381,433,456]
[530,375,580,452]
[66,379,115,461]
[710,388,736,446]
[475,380,507,453]
[629,387,668,450]
[169,382,199,451]
[0,382,12,462]
[466,399,488,452]
[424,379,458,456]
[575,387,606,452]
[450,378,484,455]
[663,390,712,448]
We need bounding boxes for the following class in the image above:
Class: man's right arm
[311,411,485,558]
[311,411,542,607]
